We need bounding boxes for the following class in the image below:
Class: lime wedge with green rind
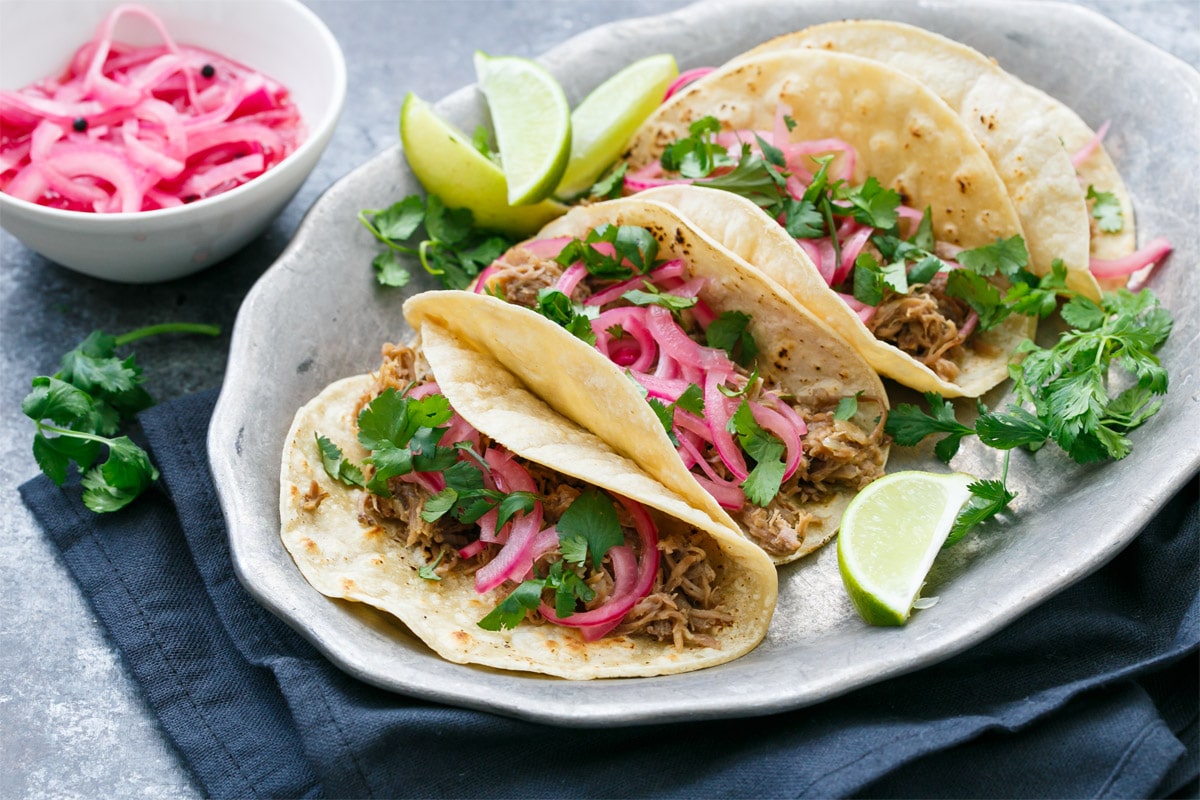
[399,92,565,237]
[837,470,975,626]
[473,52,572,206]
[554,53,679,200]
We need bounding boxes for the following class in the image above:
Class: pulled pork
[616,528,733,649]
[867,275,973,382]
[727,386,888,559]
[484,246,590,305]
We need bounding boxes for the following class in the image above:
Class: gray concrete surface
[1,1,1195,797]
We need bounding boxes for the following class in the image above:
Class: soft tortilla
[736,20,1135,297]
[280,325,777,679]
[624,49,1037,397]
[405,196,889,564]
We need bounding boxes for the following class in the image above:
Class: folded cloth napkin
[20,389,1199,799]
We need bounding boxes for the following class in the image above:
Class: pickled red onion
[1089,236,1173,279]
[0,3,305,212]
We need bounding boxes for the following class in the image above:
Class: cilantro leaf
[1087,185,1124,233]
[852,253,887,307]
[557,224,659,279]
[315,433,366,488]
[705,311,758,367]
[556,488,624,569]
[80,436,159,514]
[836,177,901,230]
[834,392,862,421]
[947,478,1016,545]
[660,116,734,178]
[729,400,787,506]
[589,163,628,200]
[885,393,975,462]
[973,407,1050,451]
[547,561,596,619]
[418,549,446,581]
[956,236,1029,278]
[535,289,598,346]
[944,269,1009,330]
[675,384,705,416]
[23,324,218,513]
[477,579,544,631]
[622,286,698,312]
[372,251,413,287]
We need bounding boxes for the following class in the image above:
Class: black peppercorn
[72,117,88,132]
[200,63,215,79]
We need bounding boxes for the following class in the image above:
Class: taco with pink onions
[280,321,777,679]
[621,48,1039,398]
[406,196,890,566]
[734,19,1165,295]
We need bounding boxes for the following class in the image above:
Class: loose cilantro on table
[23,323,221,513]
[359,194,514,289]
[886,287,1172,539]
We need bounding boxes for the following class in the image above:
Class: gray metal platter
[209,0,1200,726]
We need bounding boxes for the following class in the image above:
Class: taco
[279,322,777,679]
[405,196,890,566]
[621,48,1038,398]
[734,19,1143,297]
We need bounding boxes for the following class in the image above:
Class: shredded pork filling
[866,276,972,382]
[355,341,727,648]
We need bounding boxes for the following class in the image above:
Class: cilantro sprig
[23,323,221,513]
[359,194,514,289]
[477,488,624,631]
[886,287,1172,538]
[729,400,788,507]
[555,224,661,279]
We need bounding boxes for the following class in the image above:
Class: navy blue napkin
[20,388,1199,799]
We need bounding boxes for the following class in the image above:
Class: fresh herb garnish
[556,487,624,569]
[705,310,758,367]
[418,549,447,581]
[886,287,1172,537]
[1086,185,1124,233]
[728,400,788,506]
[23,323,220,513]
[834,392,862,421]
[315,434,367,488]
[622,282,698,313]
[477,489,621,630]
[555,224,660,279]
[359,194,514,289]
[534,289,598,345]
[356,388,458,496]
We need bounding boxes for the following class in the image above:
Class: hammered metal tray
[209,0,1200,726]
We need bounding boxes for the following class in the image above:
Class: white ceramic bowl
[0,0,346,283]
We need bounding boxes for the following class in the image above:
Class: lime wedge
[554,54,679,200]
[399,92,565,236]
[473,52,571,206]
[837,471,975,626]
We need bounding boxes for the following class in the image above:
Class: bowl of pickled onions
[0,0,346,282]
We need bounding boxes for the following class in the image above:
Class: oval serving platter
[209,0,1200,726]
